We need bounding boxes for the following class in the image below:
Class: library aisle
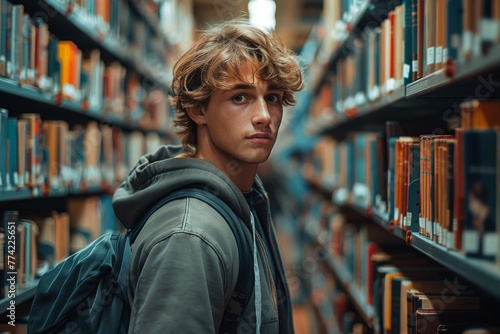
[1,0,500,333]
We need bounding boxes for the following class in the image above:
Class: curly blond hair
[170,19,304,153]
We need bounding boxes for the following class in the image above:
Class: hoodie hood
[112,145,257,230]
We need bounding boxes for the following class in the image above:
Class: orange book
[401,141,410,228]
[57,41,72,99]
[389,10,396,92]
[18,114,41,189]
[463,0,474,60]
[466,100,500,129]
[42,121,59,189]
[495,0,500,42]
[431,135,453,242]
[67,196,101,253]
[454,129,464,250]
[395,5,404,88]
[472,0,483,57]
[35,21,49,90]
[53,211,70,263]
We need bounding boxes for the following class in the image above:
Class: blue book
[406,143,421,232]
[388,137,398,222]
[370,136,379,208]
[446,0,463,63]
[0,108,7,190]
[0,0,9,77]
[403,0,413,84]
[462,130,499,262]
[6,117,18,190]
[355,134,367,186]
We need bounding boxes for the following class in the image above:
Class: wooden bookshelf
[0,0,188,319]
[406,44,500,98]
[275,0,500,331]
[11,0,169,90]
[333,200,500,302]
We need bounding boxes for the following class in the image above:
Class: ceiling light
[248,0,276,31]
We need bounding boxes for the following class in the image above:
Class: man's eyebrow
[226,83,256,91]
[225,83,284,92]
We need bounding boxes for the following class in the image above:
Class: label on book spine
[407,212,412,227]
[419,217,425,229]
[20,68,28,82]
[463,230,479,253]
[6,61,12,76]
[412,60,418,73]
[435,46,443,64]
[443,48,448,63]
[448,231,455,249]
[463,31,473,53]
[435,223,441,243]
[427,47,435,65]
[473,34,481,57]
[480,19,499,42]
[426,219,431,237]
[483,233,499,257]
[403,64,411,79]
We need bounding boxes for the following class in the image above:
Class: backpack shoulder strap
[127,188,252,331]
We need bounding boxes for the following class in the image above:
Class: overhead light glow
[248,0,276,31]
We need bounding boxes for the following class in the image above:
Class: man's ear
[186,106,206,125]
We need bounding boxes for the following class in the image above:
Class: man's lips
[247,133,273,139]
[247,133,274,143]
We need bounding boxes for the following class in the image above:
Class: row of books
[0,194,121,299]
[308,98,500,265]
[322,210,500,334]
[0,110,168,195]
[53,0,166,72]
[323,0,500,115]
[0,1,172,122]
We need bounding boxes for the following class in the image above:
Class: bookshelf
[290,0,500,332]
[0,0,191,322]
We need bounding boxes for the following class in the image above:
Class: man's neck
[194,153,258,193]
[218,162,257,193]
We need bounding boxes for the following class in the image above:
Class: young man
[112,19,303,333]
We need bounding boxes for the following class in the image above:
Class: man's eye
[267,94,281,103]
[233,95,247,102]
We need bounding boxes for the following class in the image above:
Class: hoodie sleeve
[128,232,229,333]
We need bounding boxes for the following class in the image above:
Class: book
[6,117,18,191]
[462,129,499,263]
[446,0,463,64]
[415,309,484,334]
[0,108,7,191]
[18,113,42,190]
[67,196,101,253]
[0,0,8,76]
[17,119,28,189]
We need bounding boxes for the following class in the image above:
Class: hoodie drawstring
[250,212,261,333]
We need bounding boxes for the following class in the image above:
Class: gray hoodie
[112,145,294,333]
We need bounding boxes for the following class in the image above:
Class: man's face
[200,63,284,168]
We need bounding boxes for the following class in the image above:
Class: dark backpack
[27,188,252,334]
